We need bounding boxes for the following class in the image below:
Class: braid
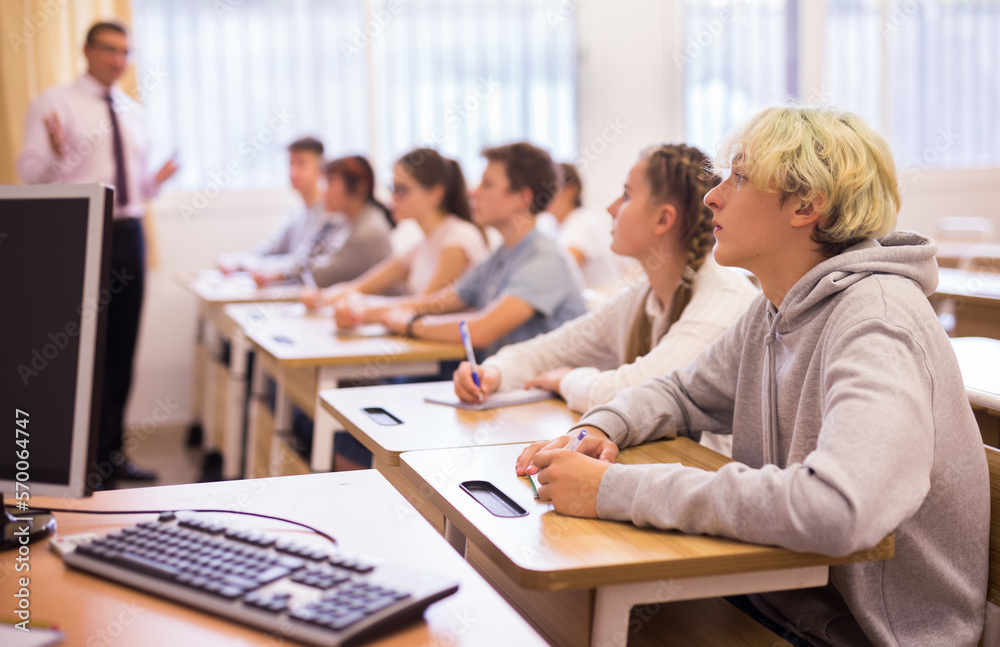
[623,144,721,364]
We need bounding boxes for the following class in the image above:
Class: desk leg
[589,566,828,647]
[311,367,345,473]
[271,367,294,477]
[201,307,220,453]
[245,349,267,478]
[223,334,250,480]
[190,303,208,442]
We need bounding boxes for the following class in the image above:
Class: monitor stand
[1,497,56,552]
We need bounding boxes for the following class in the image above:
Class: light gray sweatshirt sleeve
[310,211,392,288]
[573,300,754,447]
[590,315,936,557]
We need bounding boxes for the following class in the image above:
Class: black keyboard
[56,514,458,646]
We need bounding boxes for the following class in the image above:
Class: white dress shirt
[18,73,159,219]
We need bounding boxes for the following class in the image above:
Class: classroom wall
[127,1,1000,430]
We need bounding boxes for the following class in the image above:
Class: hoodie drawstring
[762,310,781,465]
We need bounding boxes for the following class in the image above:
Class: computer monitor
[0,184,112,501]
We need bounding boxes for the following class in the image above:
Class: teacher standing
[18,21,177,487]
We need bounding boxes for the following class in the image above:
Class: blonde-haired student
[518,106,988,646]
[302,148,487,316]
[453,144,758,455]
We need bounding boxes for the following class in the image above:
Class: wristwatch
[405,313,426,337]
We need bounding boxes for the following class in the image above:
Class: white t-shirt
[536,208,632,293]
[399,215,489,295]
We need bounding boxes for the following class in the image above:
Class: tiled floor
[114,424,203,490]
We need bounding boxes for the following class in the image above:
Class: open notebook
[424,388,557,411]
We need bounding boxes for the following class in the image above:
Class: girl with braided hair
[453,143,758,454]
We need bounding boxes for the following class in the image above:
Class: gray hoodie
[577,232,989,646]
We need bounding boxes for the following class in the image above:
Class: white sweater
[484,256,758,412]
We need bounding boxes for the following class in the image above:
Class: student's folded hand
[530,449,612,518]
[453,363,500,402]
[515,427,618,476]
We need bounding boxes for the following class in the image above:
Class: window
[680,0,999,169]
[680,0,792,156]
[370,0,577,185]
[132,0,578,193]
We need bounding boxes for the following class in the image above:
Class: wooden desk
[932,268,1000,339]
[400,439,894,647]
[936,243,1000,271]
[0,471,545,646]
[176,271,302,477]
[320,381,580,534]
[951,336,1000,447]
[245,314,464,476]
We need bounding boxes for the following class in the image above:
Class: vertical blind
[827,0,1000,169]
[680,0,792,158]
[370,0,577,186]
[681,0,999,169]
[132,0,578,193]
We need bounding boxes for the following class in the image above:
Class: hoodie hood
[775,231,939,331]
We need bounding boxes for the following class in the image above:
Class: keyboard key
[112,552,179,581]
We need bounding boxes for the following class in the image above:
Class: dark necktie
[104,93,129,207]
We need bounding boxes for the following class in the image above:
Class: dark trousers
[96,218,146,464]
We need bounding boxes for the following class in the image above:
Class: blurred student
[254,155,393,287]
[518,106,988,647]
[219,136,326,273]
[536,162,635,294]
[454,144,758,455]
[301,148,487,316]
[379,142,586,359]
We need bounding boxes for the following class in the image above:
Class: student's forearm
[412,309,518,348]
[353,257,407,295]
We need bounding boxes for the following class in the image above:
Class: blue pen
[459,321,480,388]
[566,429,587,451]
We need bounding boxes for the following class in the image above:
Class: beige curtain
[0,0,164,266]
[0,0,135,184]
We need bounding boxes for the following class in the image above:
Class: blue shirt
[454,228,586,359]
